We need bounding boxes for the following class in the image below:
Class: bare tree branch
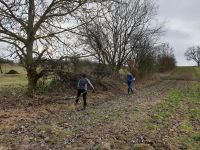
[185,46,200,66]
[78,0,161,71]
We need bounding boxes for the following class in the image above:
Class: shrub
[6,70,19,74]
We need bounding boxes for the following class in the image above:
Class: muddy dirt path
[17,80,189,150]
[0,80,192,150]
[63,80,190,149]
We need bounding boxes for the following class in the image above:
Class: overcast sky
[157,0,200,66]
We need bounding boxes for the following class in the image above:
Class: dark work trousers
[75,89,87,107]
[128,81,133,94]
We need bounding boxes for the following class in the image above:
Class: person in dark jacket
[127,72,135,94]
[75,73,95,109]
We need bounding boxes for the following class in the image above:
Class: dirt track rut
[36,80,190,149]
[0,80,192,150]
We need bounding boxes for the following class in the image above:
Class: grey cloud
[157,0,200,66]
[158,0,200,21]
[163,28,190,39]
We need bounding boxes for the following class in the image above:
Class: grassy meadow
[163,66,200,80]
[142,83,200,149]
[0,64,27,90]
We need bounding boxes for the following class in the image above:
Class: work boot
[82,104,87,110]
[131,89,134,94]
[75,98,79,105]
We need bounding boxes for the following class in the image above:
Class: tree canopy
[185,46,200,67]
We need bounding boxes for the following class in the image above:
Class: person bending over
[75,73,95,109]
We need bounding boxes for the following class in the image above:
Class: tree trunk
[27,67,38,96]
[26,34,35,96]
[0,65,3,74]
[115,65,121,73]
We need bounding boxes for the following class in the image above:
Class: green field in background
[0,64,27,89]
[167,66,200,80]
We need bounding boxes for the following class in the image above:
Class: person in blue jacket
[127,72,135,94]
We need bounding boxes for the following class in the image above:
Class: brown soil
[0,79,192,150]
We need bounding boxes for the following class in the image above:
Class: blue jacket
[127,74,134,83]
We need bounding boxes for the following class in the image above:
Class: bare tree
[0,0,103,94]
[78,0,160,72]
[156,43,176,72]
[185,46,200,67]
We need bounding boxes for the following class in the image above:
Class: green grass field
[0,64,26,74]
[0,64,27,90]
[165,66,200,80]
[194,67,200,78]
[143,83,200,149]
